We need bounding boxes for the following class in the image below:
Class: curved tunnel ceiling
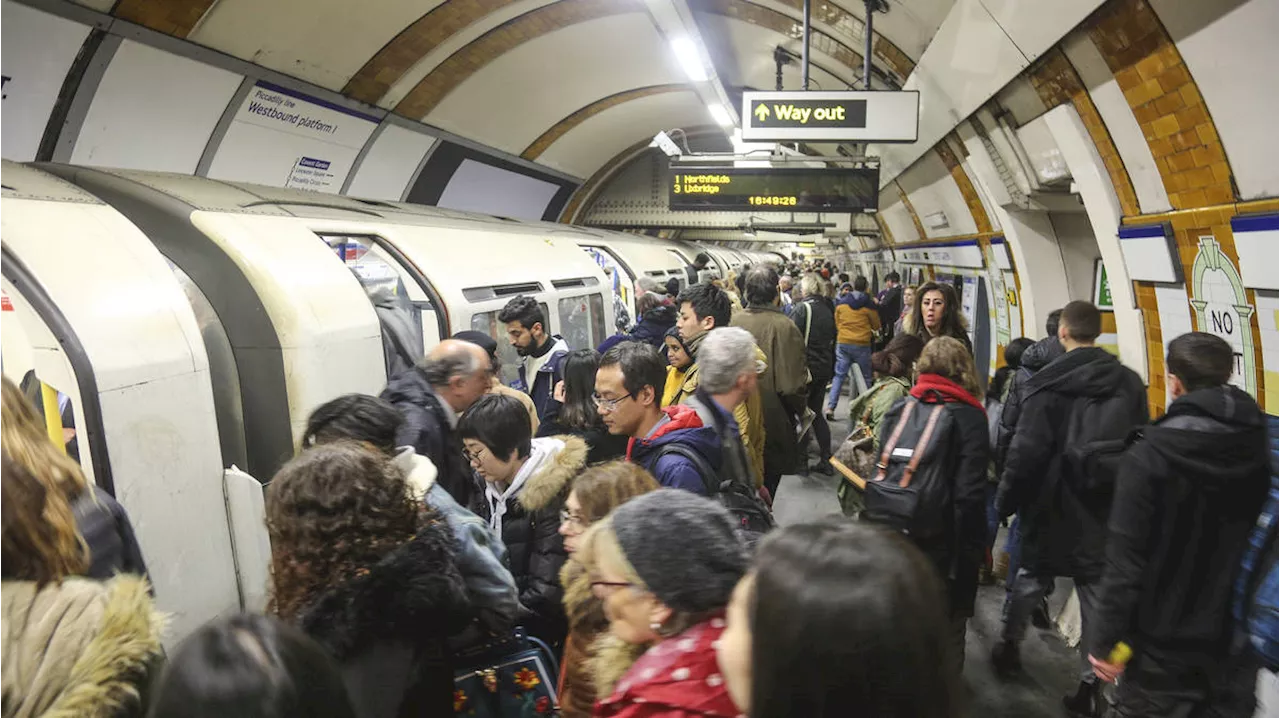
[74,0,942,179]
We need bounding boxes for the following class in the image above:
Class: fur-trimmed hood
[298,520,470,660]
[517,435,588,513]
[560,558,605,633]
[589,631,647,700]
[2,575,164,718]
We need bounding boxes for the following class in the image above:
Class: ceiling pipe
[802,0,811,90]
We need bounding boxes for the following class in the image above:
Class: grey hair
[636,276,662,293]
[421,348,484,387]
[743,265,780,307]
[698,327,759,394]
[800,272,823,298]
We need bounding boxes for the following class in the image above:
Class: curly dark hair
[266,441,421,622]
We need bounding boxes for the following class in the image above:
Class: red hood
[626,404,706,459]
[911,373,986,413]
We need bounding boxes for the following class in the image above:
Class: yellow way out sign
[741,90,920,143]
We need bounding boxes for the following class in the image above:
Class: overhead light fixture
[708,103,733,127]
[671,37,708,82]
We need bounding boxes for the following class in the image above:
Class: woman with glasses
[556,461,660,718]
[579,489,747,718]
[460,393,589,650]
[538,349,630,464]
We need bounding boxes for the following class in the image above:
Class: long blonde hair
[1,377,90,498]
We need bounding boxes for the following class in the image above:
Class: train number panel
[668,166,879,212]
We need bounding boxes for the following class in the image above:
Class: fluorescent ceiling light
[707,103,733,127]
[671,37,708,82]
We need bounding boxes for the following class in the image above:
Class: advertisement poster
[207,81,378,192]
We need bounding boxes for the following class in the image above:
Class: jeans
[1003,569,1101,684]
[827,343,872,409]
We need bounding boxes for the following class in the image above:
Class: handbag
[453,629,560,717]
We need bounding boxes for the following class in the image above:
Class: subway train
[0,161,786,644]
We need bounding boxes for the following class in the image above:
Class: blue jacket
[627,405,722,495]
[1234,415,1278,671]
[517,336,570,424]
[394,448,522,632]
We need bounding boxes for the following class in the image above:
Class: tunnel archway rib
[393,0,644,121]
[343,0,514,105]
[521,84,689,161]
[112,0,217,38]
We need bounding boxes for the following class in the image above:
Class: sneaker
[991,640,1022,677]
[1062,680,1100,717]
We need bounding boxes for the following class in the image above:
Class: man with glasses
[381,338,493,507]
[595,342,721,495]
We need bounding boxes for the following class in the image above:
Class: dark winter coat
[298,524,471,718]
[996,347,1148,581]
[791,295,837,380]
[628,405,723,495]
[518,336,571,425]
[994,335,1064,472]
[877,285,903,337]
[877,391,989,617]
[628,305,678,348]
[72,486,149,583]
[469,436,587,648]
[381,368,474,507]
[1092,385,1270,668]
[536,418,629,465]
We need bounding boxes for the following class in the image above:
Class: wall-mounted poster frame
[1093,259,1114,310]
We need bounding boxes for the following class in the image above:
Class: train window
[557,294,606,352]
[470,301,552,388]
[581,246,633,331]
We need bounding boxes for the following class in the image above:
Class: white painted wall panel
[344,123,436,201]
[980,0,1107,62]
[71,40,241,173]
[1015,115,1070,184]
[1,1,93,161]
[879,194,921,243]
[426,14,685,155]
[1120,233,1180,283]
[189,0,446,90]
[1061,32,1172,213]
[1151,0,1279,199]
[1049,211,1100,301]
[436,159,560,219]
[897,152,978,239]
[207,82,379,192]
[537,90,709,179]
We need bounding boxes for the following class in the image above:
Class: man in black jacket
[993,301,1148,717]
[1088,333,1268,717]
[994,308,1064,471]
[381,339,493,506]
[792,272,837,474]
[875,271,903,346]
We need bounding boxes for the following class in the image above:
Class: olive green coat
[838,376,911,515]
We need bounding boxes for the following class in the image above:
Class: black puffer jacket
[1092,385,1270,666]
[381,368,473,507]
[629,305,678,348]
[469,436,587,648]
[994,335,1064,473]
[72,486,149,583]
[299,522,471,718]
[791,296,836,379]
[996,347,1148,581]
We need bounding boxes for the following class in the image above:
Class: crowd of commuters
[2,256,1276,718]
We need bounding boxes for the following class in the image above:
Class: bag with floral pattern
[453,629,559,717]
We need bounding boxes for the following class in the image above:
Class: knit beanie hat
[611,489,747,614]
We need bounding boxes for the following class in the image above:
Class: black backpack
[862,396,957,539]
[652,443,776,543]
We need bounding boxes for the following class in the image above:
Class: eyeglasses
[591,392,633,413]
[559,509,588,532]
[463,445,488,464]
[589,580,638,597]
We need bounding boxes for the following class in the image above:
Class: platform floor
[773,390,1094,718]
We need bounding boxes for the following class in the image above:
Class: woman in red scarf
[871,335,989,680]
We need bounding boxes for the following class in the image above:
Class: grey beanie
[611,489,748,614]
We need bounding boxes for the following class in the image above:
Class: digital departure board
[668,166,879,212]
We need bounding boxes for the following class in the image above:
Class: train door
[465,284,551,387]
[316,233,446,380]
[553,282,608,353]
[581,245,634,330]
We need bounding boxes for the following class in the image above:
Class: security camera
[651,131,683,158]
